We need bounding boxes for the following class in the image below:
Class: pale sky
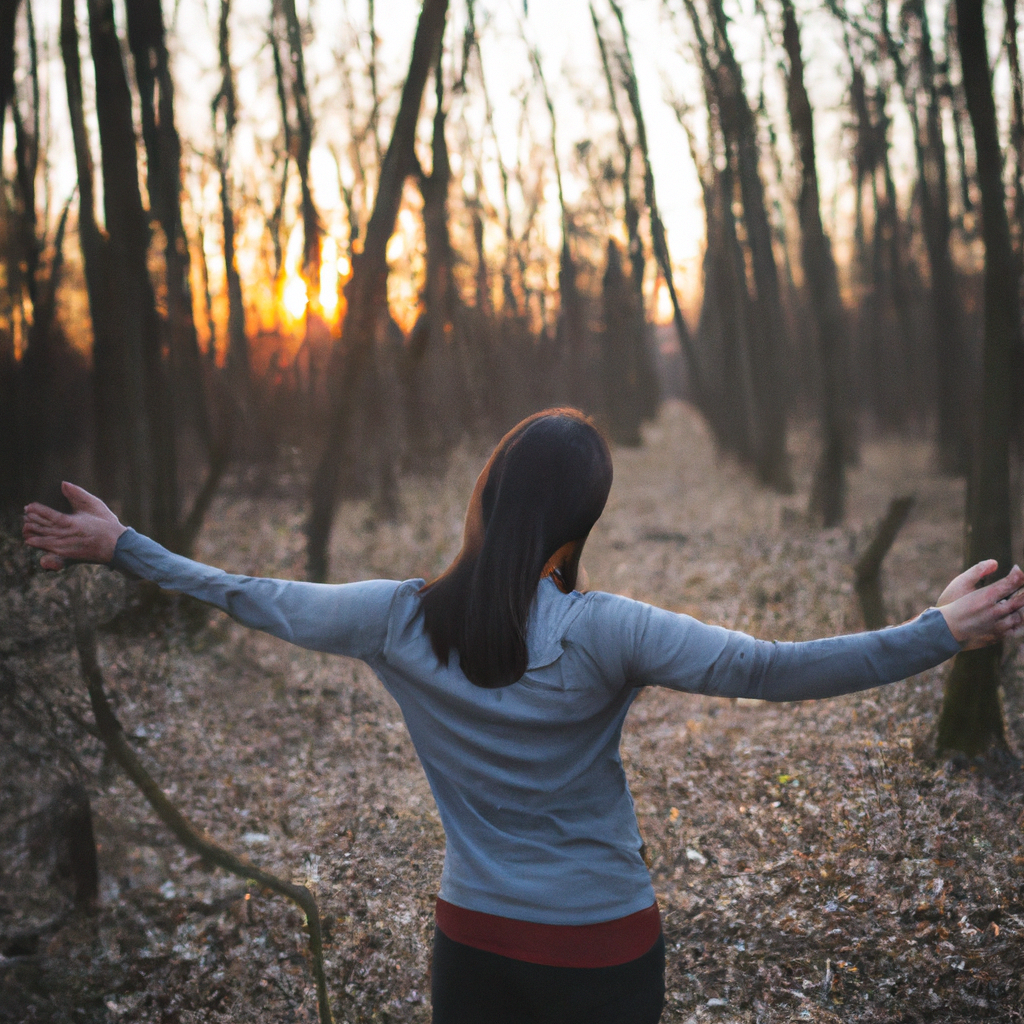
[15,0,995,339]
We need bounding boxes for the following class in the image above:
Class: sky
[12,0,993,344]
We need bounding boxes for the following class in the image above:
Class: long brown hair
[419,409,613,688]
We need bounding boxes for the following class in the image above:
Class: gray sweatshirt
[112,529,961,925]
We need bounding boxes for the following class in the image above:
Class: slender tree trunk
[61,0,118,499]
[874,82,919,426]
[1003,0,1024,268]
[591,5,659,425]
[213,0,249,392]
[937,0,1017,757]
[610,0,703,399]
[527,40,586,400]
[0,0,20,504]
[406,52,473,452]
[11,0,38,307]
[125,0,210,455]
[305,0,449,582]
[601,240,643,445]
[416,57,455,348]
[466,0,519,318]
[706,0,792,492]
[275,0,320,292]
[780,0,849,527]
[0,0,19,143]
[88,0,175,542]
[895,0,969,473]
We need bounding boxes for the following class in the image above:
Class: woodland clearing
[2,400,1023,1023]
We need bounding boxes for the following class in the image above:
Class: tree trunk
[706,0,792,492]
[1004,0,1024,265]
[61,0,118,500]
[305,0,449,583]
[88,0,175,542]
[125,0,210,454]
[894,0,969,474]
[527,40,586,401]
[601,240,643,445]
[0,0,19,507]
[780,0,849,527]
[213,0,249,392]
[609,0,703,400]
[591,5,658,426]
[406,53,474,454]
[275,0,320,293]
[937,0,1017,757]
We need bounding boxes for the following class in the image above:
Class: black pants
[430,928,665,1024]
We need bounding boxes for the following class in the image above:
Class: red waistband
[434,898,661,968]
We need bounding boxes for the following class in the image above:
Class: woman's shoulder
[562,588,654,663]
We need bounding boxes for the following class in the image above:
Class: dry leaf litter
[1,400,1022,1023]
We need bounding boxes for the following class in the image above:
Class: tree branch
[70,593,335,1024]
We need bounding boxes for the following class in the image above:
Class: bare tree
[526,37,587,401]
[212,0,249,392]
[888,0,969,473]
[61,0,116,498]
[937,0,1019,757]
[125,0,210,454]
[609,0,703,400]
[780,0,850,527]
[465,0,521,317]
[0,0,20,509]
[272,0,321,294]
[89,0,177,541]
[306,0,450,583]
[591,4,659,434]
[702,0,792,491]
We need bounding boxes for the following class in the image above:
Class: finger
[991,565,1024,600]
[24,534,75,555]
[39,553,67,571]
[964,559,999,585]
[62,481,107,516]
[23,504,71,528]
[998,608,1024,636]
[23,521,77,542]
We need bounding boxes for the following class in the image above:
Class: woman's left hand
[937,561,1024,650]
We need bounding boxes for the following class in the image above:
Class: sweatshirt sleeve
[580,592,962,701]
[110,528,400,661]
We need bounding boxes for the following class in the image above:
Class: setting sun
[282,273,308,321]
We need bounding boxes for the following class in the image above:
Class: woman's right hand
[937,561,1024,650]
[22,482,127,570]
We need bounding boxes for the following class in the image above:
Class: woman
[23,409,1024,1024]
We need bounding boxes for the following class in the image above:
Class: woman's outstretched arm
[23,483,399,660]
[582,564,1024,702]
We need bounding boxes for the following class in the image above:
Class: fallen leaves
[2,402,1023,1021]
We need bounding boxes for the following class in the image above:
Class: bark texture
[781,0,849,527]
[937,0,1017,757]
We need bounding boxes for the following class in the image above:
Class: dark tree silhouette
[273,0,321,294]
[212,0,249,393]
[936,0,1019,757]
[305,0,450,583]
[609,0,703,400]
[704,0,792,492]
[125,0,209,454]
[890,0,969,474]
[86,0,175,542]
[780,0,850,527]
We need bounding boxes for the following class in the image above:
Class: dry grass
[2,400,1022,1023]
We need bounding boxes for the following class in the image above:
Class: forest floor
[2,399,1023,1024]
